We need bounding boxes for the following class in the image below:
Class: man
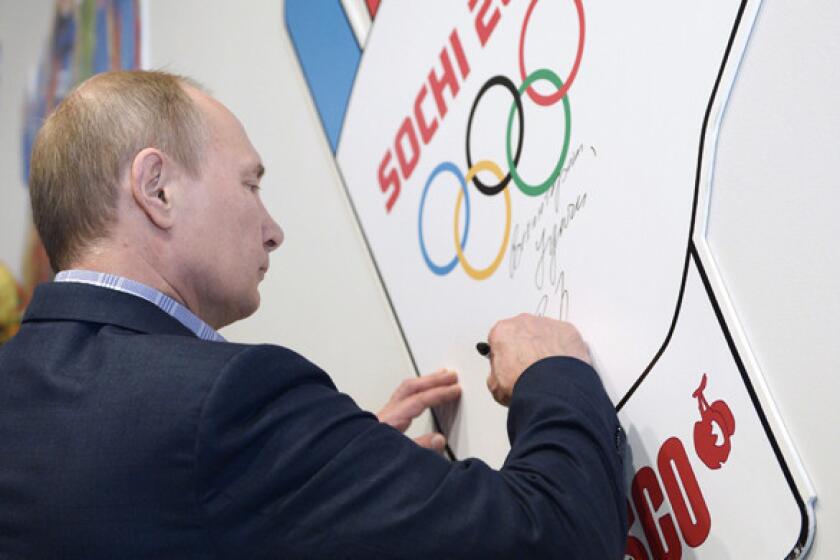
[0,71,627,558]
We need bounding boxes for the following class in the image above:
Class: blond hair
[29,70,208,271]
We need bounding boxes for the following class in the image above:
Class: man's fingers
[392,370,458,399]
[414,432,447,452]
[385,383,461,427]
[378,371,461,433]
[417,382,462,408]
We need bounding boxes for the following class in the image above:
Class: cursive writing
[535,269,570,321]
[509,143,596,281]
[533,194,586,291]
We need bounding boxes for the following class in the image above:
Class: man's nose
[263,215,284,252]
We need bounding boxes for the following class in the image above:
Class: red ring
[518,0,585,106]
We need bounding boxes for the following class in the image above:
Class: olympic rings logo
[418,0,585,281]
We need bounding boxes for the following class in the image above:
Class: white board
[334,1,814,557]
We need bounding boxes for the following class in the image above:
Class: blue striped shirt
[54,270,226,342]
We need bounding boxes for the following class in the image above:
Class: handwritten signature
[506,143,597,320]
[509,143,596,281]
[535,270,569,320]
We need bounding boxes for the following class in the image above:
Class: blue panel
[285,0,361,152]
[93,5,110,73]
[117,0,138,69]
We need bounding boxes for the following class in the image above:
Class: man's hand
[486,314,591,406]
[377,369,461,452]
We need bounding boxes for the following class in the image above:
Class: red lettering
[413,86,438,145]
[378,150,400,212]
[394,117,420,180]
[377,23,473,215]
[428,47,460,119]
[632,466,682,560]
[469,0,502,47]
[449,29,470,80]
[625,502,650,560]
[658,437,711,548]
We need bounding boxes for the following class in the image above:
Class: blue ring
[418,162,470,275]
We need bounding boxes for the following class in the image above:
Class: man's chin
[240,291,261,320]
[214,292,261,330]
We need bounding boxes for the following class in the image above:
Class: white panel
[335,1,815,556]
[338,0,738,462]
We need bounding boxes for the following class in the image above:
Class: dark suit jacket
[0,282,627,559]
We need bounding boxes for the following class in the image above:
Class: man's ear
[130,148,175,230]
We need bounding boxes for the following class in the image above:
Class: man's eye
[247,184,261,193]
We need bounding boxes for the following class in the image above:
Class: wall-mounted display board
[286,1,815,557]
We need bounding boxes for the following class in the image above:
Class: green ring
[506,68,572,197]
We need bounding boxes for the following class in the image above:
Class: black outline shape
[691,247,809,556]
[613,0,812,555]
[465,75,525,196]
[615,1,743,410]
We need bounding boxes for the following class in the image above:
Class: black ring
[465,75,524,196]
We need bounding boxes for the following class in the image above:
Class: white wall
[0,0,837,556]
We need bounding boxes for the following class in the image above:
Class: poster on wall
[18,0,142,296]
[285,1,815,557]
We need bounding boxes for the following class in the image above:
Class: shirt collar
[54,270,226,342]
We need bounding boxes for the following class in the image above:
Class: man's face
[175,91,283,329]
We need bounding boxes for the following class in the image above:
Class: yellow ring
[454,160,512,281]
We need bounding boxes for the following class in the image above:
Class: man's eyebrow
[255,163,265,179]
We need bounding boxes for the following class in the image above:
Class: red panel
[366,0,380,18]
